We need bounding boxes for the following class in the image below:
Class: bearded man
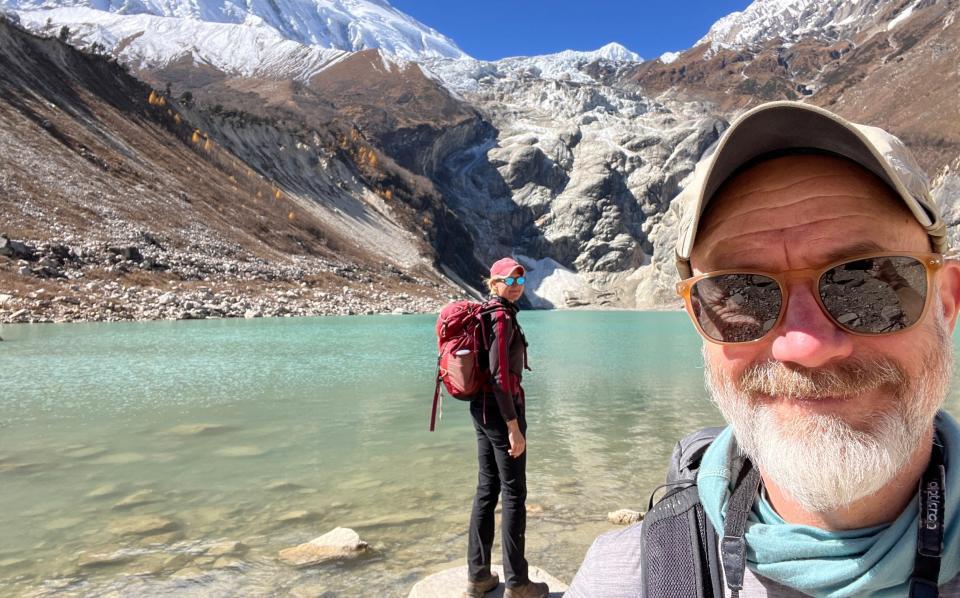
[567,101,960,597]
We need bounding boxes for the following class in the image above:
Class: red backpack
[429,299,504,431]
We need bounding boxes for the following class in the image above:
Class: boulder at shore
[278,527,368,567]
[607,509,643,525]
[408,564,567,597]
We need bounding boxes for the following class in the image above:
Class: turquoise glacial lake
[2,312,959,597]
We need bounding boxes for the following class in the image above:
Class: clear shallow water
[1,312,958,597]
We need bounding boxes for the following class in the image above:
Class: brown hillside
[631,0,960,176]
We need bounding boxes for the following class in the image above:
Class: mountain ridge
[2,0,959,322]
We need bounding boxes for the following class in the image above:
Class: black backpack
[640,427,725,598]
[641,427,761,598]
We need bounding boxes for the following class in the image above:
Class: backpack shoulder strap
[667,426,725,485]
[640,427,726,598]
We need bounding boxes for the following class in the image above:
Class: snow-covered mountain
[425,42,642,95]
[2,0,957,314]
[699,0,895,49]
[14,7,353,78]
[2,0,466,62]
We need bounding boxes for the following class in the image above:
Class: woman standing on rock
[465,257,548,598]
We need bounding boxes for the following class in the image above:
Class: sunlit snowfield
[2,312,959,597]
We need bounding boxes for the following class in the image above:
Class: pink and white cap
[490,257,525,278]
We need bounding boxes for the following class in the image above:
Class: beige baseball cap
[675,101,948,279]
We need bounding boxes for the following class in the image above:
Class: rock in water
[277,510,320,524]
[77,551,133,569]
[107,516,178,537]
[112,489,157,510]
[607,509,643,525]
[165,423,232,436]
[408,564,568,597]
[205,540,248,557]
[278,527,368,567]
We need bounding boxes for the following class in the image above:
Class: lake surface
[2,312,959,597]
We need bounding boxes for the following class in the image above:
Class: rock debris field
[0,234,459,324]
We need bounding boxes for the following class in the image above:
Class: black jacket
[483,296,528,421]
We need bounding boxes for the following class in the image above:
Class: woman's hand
[507,419,526,458]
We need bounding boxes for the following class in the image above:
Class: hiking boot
[464,571,499,597]
[504,581,549,598]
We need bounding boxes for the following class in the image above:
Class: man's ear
[937,261,960,332]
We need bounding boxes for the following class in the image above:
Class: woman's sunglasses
[498,276,526,286]
[676,252,944,344]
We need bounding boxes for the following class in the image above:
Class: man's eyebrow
[819,241,886,263]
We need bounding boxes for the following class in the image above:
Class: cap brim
[676,102,945,272]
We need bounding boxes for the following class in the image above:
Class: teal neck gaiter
[698,411,960,598]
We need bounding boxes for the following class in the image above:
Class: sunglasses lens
[690,274,782,343]
[819,256,927,333]
[503,277,515,286]
[516,277,525,285]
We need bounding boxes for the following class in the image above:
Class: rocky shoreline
[0,235,458,324]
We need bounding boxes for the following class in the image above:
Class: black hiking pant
[467,394,529,588]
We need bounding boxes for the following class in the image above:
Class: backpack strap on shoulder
[720,460,760,598]
[667,426,726,485]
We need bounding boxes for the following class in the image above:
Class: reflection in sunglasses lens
[691,274,782,343]
[819,256,927,333]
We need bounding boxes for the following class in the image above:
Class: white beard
[704,310,952,513]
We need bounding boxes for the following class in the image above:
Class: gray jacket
[566,522,960,597]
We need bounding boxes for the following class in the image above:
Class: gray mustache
[738,358,906,400]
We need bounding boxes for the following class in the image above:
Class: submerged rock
[112,489,158,510]
[172,566,208,580]
[94,452,146,465]
[214,445,266,458]
[0,557,30,569]
[86,484,121,499]
[77,550,133,569]
[278,527,368,567]
[165,423,233,436]
[212,556,245,570]
[408,564,567,597]
[64,446,108,459]
[607,509,643,525]
[265,480,306,492]
[278,510,320,525]
[127,552,191,576]
[205,540,248,557]
[107,515,179,537]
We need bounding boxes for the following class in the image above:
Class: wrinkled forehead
[691,153,927,270]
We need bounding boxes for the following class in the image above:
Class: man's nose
[770,281,854,368]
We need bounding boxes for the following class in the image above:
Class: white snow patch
[887,0,922,30]
[515,255,587,310]
[658,51,681,64]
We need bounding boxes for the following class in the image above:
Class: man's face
[690,154,955,513]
